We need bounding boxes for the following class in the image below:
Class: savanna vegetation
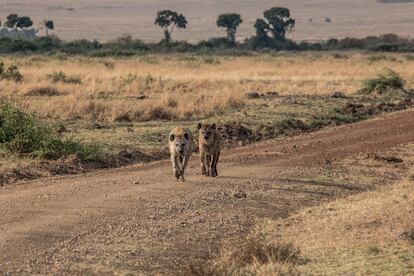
[0,5,413,275]
[0,52,413,183]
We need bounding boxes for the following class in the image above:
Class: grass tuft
[0,62,23,82]
[47,71,82,84]
[185,233,301,275]
[360,69,405,94]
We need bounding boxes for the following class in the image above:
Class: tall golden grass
[1,53,413,122]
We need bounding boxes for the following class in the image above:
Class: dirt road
[1,110,414,275]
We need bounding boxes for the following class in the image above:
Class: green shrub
[47,71,82,84]
[360,69,405,94]
[0,62,23,82]
[0,103,102,160]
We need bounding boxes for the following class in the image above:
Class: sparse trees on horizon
[44,19,54,36]
[4,14,33,29]
[255,7,295,42]
[154,10,187,43]
[216,13,243,46]
[0,6,297,49]
[264,7,295,40]
[251,7,295,48]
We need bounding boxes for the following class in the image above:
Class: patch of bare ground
[0,149,160,186]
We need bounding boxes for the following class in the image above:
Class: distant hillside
[1,0,414,41]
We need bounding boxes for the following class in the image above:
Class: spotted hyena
[168,126,193,181]
[197,123,221,177]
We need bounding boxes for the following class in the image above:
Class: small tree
[16,16,33,29]
[155,10,187,43]
[254,19,269,40]
[5,14,33,29]
[5,14,19,28]
[263,7,295,41]
[44,19,54,36]
[253,18,271,47]
[216,13,243,46]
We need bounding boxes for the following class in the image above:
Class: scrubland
[2,52,414,122]
[0,52,413,180]
[1,51,413,274]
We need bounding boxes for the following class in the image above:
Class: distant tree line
[0,14,54,36]
[154,7,296,48]
[0,8,413,55]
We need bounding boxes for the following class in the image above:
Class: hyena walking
[197,123,221,177]
[168,126,193,182]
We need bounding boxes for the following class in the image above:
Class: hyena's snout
[176,143,186,154]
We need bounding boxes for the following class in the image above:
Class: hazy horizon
[1,0,414,42]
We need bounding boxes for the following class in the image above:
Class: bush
[47,71,82,84]
[360,69,405,94]
[0,62,23,82]
[0,103,102,160]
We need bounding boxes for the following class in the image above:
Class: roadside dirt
[0,110,413,275]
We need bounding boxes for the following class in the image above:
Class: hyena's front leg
[200,152,207,176]
[205,154,212,176]
[171,155,180,181]
[180,155,190,182]
[211,151,220,177]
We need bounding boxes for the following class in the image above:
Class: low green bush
[0,103,102,160]
[360,69,405,94]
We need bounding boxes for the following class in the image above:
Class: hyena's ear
[197,123,202,130]
[184,133,190,140]
[169,134,175,142]
[211,123,216,130]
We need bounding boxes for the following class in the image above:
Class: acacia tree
[44,19,54,36]
[5,14,33,29]
[5,14,19,28]
[263,7,295,41]
[254,19,269,40]
[216,13,243,46]
[155,10,187,43]
[16,16,33,28]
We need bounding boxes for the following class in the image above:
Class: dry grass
[1,53,413,122]
[193,145,414,275]
[186,233,301,275]
[255,151,414,275]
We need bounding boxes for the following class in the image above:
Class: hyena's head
[170,132,191,155]
[197,123,216,145]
